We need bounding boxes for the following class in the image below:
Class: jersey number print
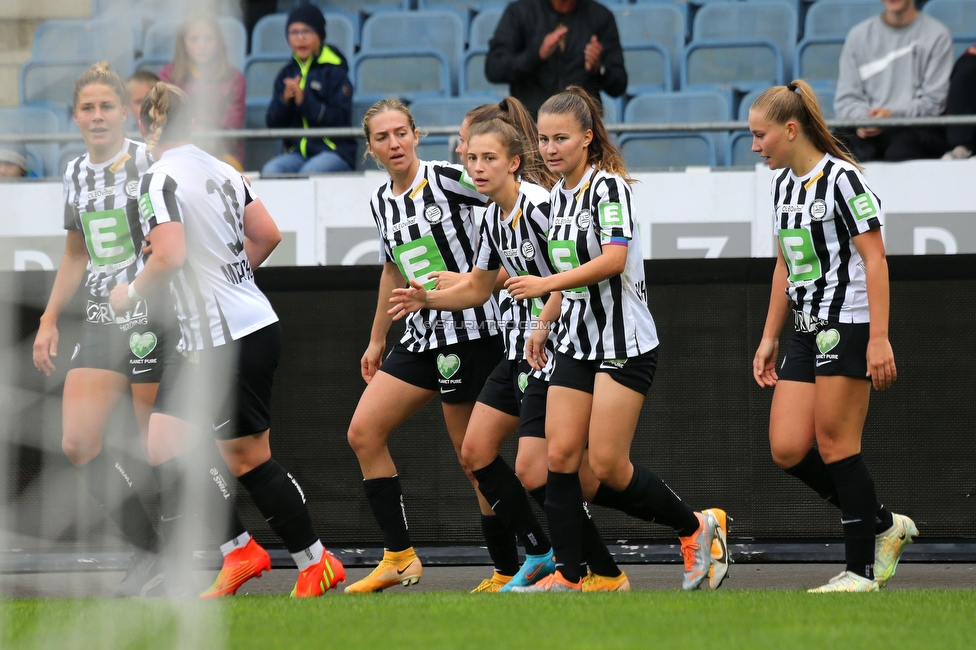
[207,179,244,256]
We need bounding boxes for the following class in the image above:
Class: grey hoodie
[834,12,953,119]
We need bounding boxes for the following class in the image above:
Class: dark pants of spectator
[946,52,976,151]
[836,127,947,163]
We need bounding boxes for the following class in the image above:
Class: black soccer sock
[472,456,551,556]
[786,448,894,533]
[581,503,620,578]
[544,471,584,584]
[363,476,411,552]
[201,454,248,545]
[826,454,877,580]
[597,465,700,537]
[237,459,318,555]
[80,451,159,553]
[528,485,546,509]
[481,515,520,576]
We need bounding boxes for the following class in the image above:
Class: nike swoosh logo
[159,515,183,522]
[841,518,862,524]
[396,560,416,575]
[212,419,231,431]
[525,563,545,582]
[132,367,153,374]
[440,388,456,394]
[713,537,728,565]
[898,533,906,541]
[816,360,831,367]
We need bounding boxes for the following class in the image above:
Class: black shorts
[153,322,281,440]
[779,311,870,383]
[549,348,658,396]
[379,336,504,404]
[71,296,177,384]
[518,375,547,439]
[475,359,546,439]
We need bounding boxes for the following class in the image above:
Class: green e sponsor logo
[779,228,822,282]
[848,192,877,221]
[598,202,624,228]
[393,235,448,290]
[548,239,586,293]
[80,208,135,270]
[138,192,154,222]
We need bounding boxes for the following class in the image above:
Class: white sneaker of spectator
[941,145,973,160]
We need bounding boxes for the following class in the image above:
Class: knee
[588,456,626,487]
[346,418,383,459]
[62,436,99,466]
[546,443,580,474]
[459,438,487,474]
[770,446,805,470]
[515,457,546,492]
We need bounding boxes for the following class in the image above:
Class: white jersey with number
[137,144,277,351]
[772,153,882,323]
[547,166,658,361]
[475,181,556,376]
[63,139,152,298]
[371,160,501,352]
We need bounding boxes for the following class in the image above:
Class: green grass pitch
[3,590,974,649]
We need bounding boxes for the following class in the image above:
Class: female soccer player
[391,98,629,592]
[32,62,171,597]
[505,87,729,592]
[750,80,917,593]
[344,100,505,593]
[109,82,343,597]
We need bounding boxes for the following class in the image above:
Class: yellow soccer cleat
[702,507,731,590]
[344,547,423,593]
[808,570,879,593]
[471,571,512,593]
[581,570,631,592]
[874,513,918,588]
[200,538,271,598]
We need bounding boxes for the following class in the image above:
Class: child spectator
[0,148,30,178]
[159,14,246,170]
[262,4,355,175]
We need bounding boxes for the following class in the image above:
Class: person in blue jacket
[262,4,355,174]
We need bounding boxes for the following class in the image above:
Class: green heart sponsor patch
[517,372,528,393]
[437,353,461,379]
[129,332,157,359]
[816,329,840,355]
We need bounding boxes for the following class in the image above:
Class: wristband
[127,282,144,302]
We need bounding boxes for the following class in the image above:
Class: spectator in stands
[485,0,627,117]
[262,4,355,175]
[159,13,246,171]
[834,0,953,162]
[0,148,29,179]
[125,70,160,131]
[942,45,976,160]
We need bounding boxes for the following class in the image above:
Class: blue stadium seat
[682,40,784,93]
[31,19,135,77]
[410,96,484,163]
[621,92,730,168]
[19,60,92,128]
[795,37,845,88]
[953,35,976,59]
[804,0,879,39]
[601,92,622,125]
[460,50,507,98]
[469,7,504,51]
[142,17,248,73]
[361,12,465,93]
[624,44,673,93]
[924,0,976,38]
[611,4,684,88]
[244,55,290,102]
[353,49,452,102]
[692,1,797,79]
[0,107,61,178]
[313,0,410,14]
[252,12,355,59]
[134,57,169,76]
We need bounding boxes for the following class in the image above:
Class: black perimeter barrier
[3,256,975,556]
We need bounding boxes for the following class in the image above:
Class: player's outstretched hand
[866,336,897,390]
[32,319,59,376]
[504,274,548,301]
[389,279,427,320]
[753,338,779,388]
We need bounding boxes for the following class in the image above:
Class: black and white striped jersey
[371,160,501,351]
[771,153,882,323]
[62,139,151,298]
[138,145,278,351]
[475,181,556,377]
[547,166,658,361]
